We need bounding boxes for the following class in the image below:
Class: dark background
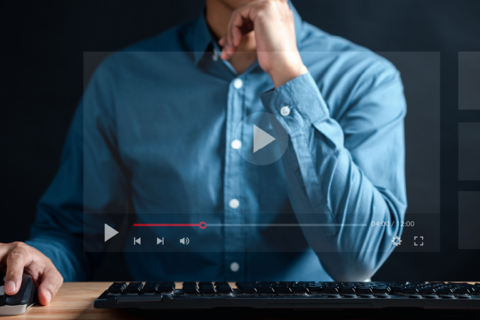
[2,0,480,281]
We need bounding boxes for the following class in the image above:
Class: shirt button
[280,106,291,117]
[233,78,243,89]
[212,50,219,62]
[230,262,240,272]
[229,198,240,209]
[231,140,242,150]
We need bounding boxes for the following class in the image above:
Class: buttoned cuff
[260,72,330,134]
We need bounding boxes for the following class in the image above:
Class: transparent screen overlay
[82,51,443,253]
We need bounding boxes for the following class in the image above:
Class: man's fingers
[229,7,251,49]
[4,244,30,295]
[222,4,254,60]
[1,242,63,305]
[230,6,253,47]
[222,10,236,59]
[37,266,63,306]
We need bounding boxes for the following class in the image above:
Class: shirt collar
[192,1,304,65]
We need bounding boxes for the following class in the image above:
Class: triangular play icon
[104,224,119,242]
[253,125,276,153]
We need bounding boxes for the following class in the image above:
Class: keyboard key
[183,282,197,287]
[108,282,127,294]
[418,287,438,294]
[437,287,454,294]
[323,286,339,294]
[257,284,275,294]
[390,285,405,293]
[125,282,143,294]
[237,282,256,288]
[402,287,419,294]
[323,282,337,287]
[199,282,216,294]
[355,286,373,294]
[306,283,323,293]
[216,283,233,294]
[214,282,229,287]
[275,286,293,294]
[372,285,391,294]
[142,282,159,294]
[257,282,276,286]
[183,287,199,294]
[339,285,356,293]
[183,282,199,294]
[240,286,257,294]
[455,287,471,294]
[291,284,309,294]
[236,282,257,294]
[159,282,175,292]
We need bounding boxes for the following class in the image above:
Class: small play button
[253,125,276,153]
[104,224,119,242]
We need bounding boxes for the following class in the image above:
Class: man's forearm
[260,71,407,280]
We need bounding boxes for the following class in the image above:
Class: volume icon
[180,237,190,245]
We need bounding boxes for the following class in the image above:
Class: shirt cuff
[260,72,330,134]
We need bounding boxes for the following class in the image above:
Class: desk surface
[2,282,478,320]
[3,282,235,320]
[3,282,119,320]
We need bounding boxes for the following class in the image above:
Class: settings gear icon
[391,236,402,247]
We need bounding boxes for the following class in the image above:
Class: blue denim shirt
[27,3,407,282]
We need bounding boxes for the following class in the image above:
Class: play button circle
[234,112,289,165]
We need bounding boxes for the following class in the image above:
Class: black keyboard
[94,281,480,310]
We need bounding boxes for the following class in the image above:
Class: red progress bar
[134,222,207,229]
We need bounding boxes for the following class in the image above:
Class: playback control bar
[84,213,440,253]
[105,224,191,246]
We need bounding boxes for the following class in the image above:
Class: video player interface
[78,51,468,260]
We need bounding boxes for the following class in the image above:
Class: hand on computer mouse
[0,242,63,305]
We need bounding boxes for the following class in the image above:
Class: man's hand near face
[219,0,308,88]
[0,242,63,305]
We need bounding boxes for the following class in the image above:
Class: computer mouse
[0,273,38,316]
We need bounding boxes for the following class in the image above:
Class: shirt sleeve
[260,66,407,281]
[26,61,130,281]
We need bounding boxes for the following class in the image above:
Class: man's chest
[110,66,291,213]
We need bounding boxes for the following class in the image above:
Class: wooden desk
[2,282,121,320]
[2,282,478,320]
[2,282,232,320]
[2,282,202,320]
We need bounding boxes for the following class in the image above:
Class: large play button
[253,125,276,153]
[104,224,119,242]
[235,112,289,166]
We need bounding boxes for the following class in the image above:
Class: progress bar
[133,223,366,229]
[207,224,366,227]
[134,222,208,229]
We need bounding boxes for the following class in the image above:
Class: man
[0,0,407,305]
